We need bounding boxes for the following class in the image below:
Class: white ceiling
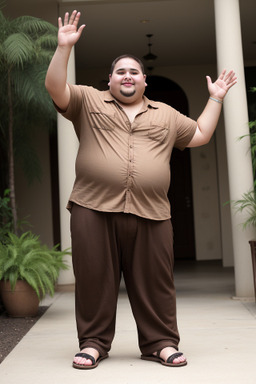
[3,0,256,71]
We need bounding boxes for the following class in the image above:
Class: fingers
[58,16,63,29]
[218,69,226,80]
[63,11,69,26]
[78,24,86,36]
[227,79,237,89]
[207,69,237,100]
[220,69,236,82]
[224,70,237,89]
[206,75,213,90]
[218,69,237,88]
[60,10,82,28]
[224,70,236,81]
[69,10,81,27]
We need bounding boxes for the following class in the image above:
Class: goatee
[120,89,136,97]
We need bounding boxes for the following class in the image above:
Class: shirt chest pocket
[148,122,169,142]
[89,108,117,131]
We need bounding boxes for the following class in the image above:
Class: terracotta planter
[0,280,39,317]
[249,241,256,302]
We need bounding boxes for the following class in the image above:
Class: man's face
[108,58,147,104]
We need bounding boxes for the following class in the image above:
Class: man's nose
[124,71,132,79]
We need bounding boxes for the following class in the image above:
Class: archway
[145,75,195,259]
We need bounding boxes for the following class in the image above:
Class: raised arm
[45,10,85,111]
[187,69,237,147]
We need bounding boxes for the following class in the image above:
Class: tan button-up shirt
[60,85,197,220]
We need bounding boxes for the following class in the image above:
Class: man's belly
[75,146,170,197]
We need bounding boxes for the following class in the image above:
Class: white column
[214,0,254,297]
[57,47,79,285]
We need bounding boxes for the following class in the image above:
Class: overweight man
[45,10,237,369]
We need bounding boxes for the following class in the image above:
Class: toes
[158,347,187,365]
[74,357,93,366]
[82,358,93,366]
[73,347,99,367]
[172,353,187,365]
[173,355,186,365]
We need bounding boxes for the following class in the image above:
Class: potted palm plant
[0,10,69,317]
[234,191,256,302]
[233,190,256,301]
[0,231,70,317]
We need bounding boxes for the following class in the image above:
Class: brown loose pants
[70,204,180,357]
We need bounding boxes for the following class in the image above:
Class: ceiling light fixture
[143,34,157,62]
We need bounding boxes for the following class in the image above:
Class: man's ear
[108,74,111,86]
[144,74,147,87]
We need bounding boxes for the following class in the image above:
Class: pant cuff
[141,342,179,356]
[79,342,108,357]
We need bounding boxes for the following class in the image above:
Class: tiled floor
[1,260,256,384]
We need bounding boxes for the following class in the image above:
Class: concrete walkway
[1,261,256,384]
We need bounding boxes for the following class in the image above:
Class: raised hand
[58,10,85,48]
[206,69,237,101]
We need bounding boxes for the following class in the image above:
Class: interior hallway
[1,260,256,384]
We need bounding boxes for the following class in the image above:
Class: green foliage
[0,231,70,299]
[249,87,256,189]
[238,112,256,190]
[233,88,256,229]
[0,9,58,189]
[233,190,256,229]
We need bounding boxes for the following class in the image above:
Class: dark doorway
[145,75,195,259]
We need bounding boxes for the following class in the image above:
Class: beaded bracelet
[209,96,223,104]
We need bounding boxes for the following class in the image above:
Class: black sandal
[73,352,109,369]
[141,349,187,367]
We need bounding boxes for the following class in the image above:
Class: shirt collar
[103,90,159,110]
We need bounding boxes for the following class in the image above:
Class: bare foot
[73,347,99,367]
[153,347,187,365]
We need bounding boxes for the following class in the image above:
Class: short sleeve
[54,84,83,122]
[174,110,197,150]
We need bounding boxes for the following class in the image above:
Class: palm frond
[3,33,34,68]
[249,121,256,130]
[11,64,53,107]
[36,33,58,51]
[233,190,256,229]
[16,16,57,36]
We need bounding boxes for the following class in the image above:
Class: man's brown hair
[109,54,145,75]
